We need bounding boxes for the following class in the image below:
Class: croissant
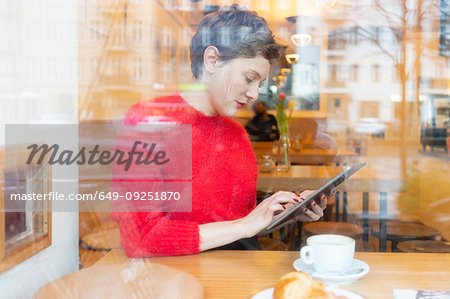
[273,272,336,299]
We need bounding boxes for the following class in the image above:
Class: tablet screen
[264,162,367,232]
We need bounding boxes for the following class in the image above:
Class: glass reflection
[74,0,448,254]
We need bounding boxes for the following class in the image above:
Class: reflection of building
[78,0,303,120]
[77,0,449,128]
[325,25,400,131]
[291,3,450,145]
[78,0,194,120]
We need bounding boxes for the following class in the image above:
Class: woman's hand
[239,191,301,238]
[294,190,330,222]
[265,188,336,234]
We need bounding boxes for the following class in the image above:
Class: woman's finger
[284,202,295,210]
[317,194,328,209]
[279,190,303,201]
[302,208,321,222]
[269,203,286,213]
[260,191,292,205]
[325,188,336,198]
[309,201,324,217]
[300,190,314,198]
[270,192,300,205]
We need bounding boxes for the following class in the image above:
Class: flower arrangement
[275,92,294,135]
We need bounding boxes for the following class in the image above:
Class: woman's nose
[245,86,259,102]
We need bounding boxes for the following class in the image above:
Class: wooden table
[257,165,403,193]
[257,165,406,251]
[96,249,450,299]
[252,142,359,165]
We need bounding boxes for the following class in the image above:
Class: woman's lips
[235,101,246,109]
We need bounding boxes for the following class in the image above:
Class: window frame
[0,147,52,274]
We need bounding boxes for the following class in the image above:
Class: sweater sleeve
[110,98,200,257]
[111,211,200,257]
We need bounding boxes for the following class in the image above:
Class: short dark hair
[190,4,281,79]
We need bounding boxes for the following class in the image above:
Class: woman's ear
[203,46,221,75]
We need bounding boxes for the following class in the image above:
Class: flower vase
[277,133,291,171]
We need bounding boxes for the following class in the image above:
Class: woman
[111,5,331,257]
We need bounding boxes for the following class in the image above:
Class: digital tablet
[263,162,367,233]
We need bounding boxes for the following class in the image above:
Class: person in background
[245,101,279,141]
[111,5,333,257]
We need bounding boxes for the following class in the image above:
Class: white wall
[0,0,79,298]
[0,213,78,299]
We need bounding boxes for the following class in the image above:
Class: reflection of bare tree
[349,0,439,176]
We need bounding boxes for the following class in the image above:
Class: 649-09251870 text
[9,191,181,201]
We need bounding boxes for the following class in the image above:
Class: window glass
[76,0,449,255]
[1,0,448,296]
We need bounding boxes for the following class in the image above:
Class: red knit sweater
[111,94,258,257]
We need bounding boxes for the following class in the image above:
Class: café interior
[0,0,449,298]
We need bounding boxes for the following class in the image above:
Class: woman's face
[208,55,270,117]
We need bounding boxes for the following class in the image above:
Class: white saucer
[252,287,365,299]
[292,258,370,285]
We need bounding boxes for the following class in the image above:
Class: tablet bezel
[263,162,367,232]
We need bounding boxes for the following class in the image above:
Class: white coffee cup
[300,234,355,274]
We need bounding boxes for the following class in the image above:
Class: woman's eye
[245,76,253,84]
